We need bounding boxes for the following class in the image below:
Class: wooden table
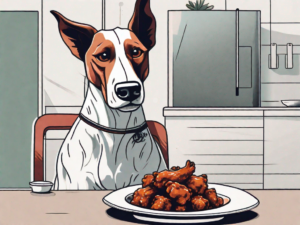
[0,190,299,225]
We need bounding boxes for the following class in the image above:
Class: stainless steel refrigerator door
[169,11,260,107]
[238,11,261,106]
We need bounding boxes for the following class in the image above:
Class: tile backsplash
[261,23,271,45]
[261,46,300,83]
[271,24,300,45]
[271,0,300,23]
[227,0,270,22]
[230,0,300,106]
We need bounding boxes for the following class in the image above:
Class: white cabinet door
[166,116,264,189]
[264,117,300,189]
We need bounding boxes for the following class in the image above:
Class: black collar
[79,113,148,134]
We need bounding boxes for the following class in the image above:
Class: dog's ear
[128,0,156,50]
[51,10,97,61]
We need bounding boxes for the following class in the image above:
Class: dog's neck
[80,82,146,129]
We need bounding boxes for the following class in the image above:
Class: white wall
[43,0,102,114]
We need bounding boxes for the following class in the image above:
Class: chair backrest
[33,114,168,181]
[34,114,78,181]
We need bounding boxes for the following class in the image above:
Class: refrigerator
[168,10,261,107]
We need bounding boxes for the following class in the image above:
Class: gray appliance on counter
[168,10,261,107]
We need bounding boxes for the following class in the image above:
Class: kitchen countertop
[0,190,299,225]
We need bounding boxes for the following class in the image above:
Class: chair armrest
[147,121,169,168]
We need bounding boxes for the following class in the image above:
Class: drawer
[168,140,263,155]
[264,117,300,174]
[194,165,262,174]
[169,154,263,176]
[206,175,263,184]
[166,117,263,128]
[264,175,300,189]
[167,127,263,141]
[189,155,263,165]
[223,183,263,190]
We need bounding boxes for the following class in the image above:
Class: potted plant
[186,0,214,10]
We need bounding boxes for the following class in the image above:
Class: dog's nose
[115,82,141,102]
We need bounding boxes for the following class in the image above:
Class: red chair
[33,114,168,181]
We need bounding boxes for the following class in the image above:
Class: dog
[51,0,168,190]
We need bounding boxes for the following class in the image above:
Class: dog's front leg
[54,140,99,190]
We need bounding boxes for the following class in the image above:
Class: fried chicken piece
[186,174,208,195]
[218,196,224,206]
[204,188,223,208]
[150,196,172,211]
[175,205,186,212]
[142,174,154,187]
[131,186,157,208]
[154,160,195,188]
[165,181,191,205]
[171,166,180,171]
[191,196,209,211]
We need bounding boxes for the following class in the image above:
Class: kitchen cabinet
[264,111,300,189]
[164,108,264,189]
[165,108,300,189]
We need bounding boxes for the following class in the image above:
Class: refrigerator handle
[236,8,239,96]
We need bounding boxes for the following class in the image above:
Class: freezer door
[169,11,260,107]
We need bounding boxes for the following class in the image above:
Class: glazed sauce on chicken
[131,160,225,211]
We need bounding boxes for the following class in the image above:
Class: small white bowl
[281,100,300,107]
[29,181,53,193]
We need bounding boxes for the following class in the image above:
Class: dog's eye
[132,48,143,58]
[97,51,110,62]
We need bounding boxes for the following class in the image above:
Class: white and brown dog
[51,0,168,190]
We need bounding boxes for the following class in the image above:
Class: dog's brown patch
[122,32,150,82]
[85,32,116,101]
[128,0,156,50]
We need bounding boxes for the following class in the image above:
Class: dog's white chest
[54,118,166,190]
[98,129,163,189]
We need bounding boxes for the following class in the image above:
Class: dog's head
[51,0,155,112]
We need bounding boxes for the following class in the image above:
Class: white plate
[103,183,259,224]
[281,100,300,107]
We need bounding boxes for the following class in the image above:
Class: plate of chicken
[103,160,259,224]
